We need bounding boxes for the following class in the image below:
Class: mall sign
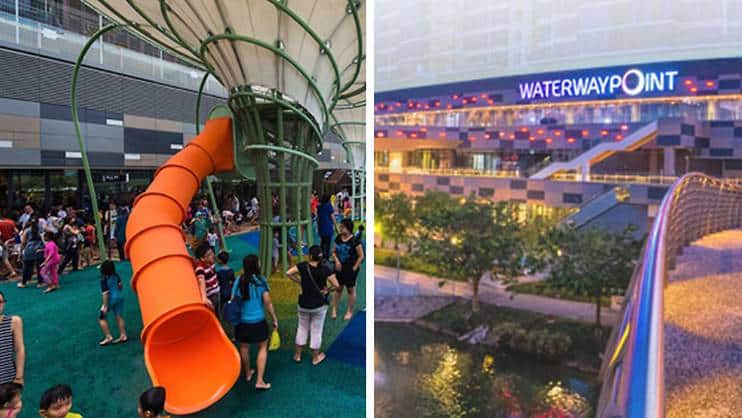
[518,68,679,100]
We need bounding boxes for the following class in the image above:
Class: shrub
[488,322,520,346]
[502,328,572,361]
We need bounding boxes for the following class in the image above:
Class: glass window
[14,171,44,211]
[49,170,79,208]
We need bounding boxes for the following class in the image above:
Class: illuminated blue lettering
[517,68,679,100]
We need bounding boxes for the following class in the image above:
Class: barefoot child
[38,384,82,418]
[97,260,127,346]
[40,232,60,293]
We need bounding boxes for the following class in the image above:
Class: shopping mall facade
[0,1,349,213]
[375,57,742,231]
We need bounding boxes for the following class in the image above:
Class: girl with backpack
[18,221,44,288]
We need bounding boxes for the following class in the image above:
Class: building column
[649,149,658,174]
[631,103,641,122]
[707,99,718,121]
[663,147,676,176]
[43,171,51,212]
[7,170,15,212]
[579,162,591,182]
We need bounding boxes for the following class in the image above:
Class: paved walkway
[375,295,457,322]
[375,265,618,324]
[665,229,742,418]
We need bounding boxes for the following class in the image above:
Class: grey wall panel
[124,127,182,154]
[86,135,124,153]
[40,133,78,151]
[88,152,124,167]
[0,149,41,165]
[0,48,223,124]
[40,150,65,166]
[86,124,123,140]
[40,103,72,121]
[0,98,39,117]
[41,119,76,136]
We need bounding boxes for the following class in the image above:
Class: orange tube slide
[125,117,240,415]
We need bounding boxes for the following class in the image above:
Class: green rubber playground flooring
[2,233,365,417]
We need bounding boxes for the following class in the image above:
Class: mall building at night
[374,0,742,232]
[375,57,742,232]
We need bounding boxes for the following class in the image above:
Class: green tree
[375,192,415,282]
[414,191,522,312]
[544,225,642,329]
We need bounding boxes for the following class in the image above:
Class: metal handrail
[374,166,521,178]
[551,172,679,185]
[597,173,742,417]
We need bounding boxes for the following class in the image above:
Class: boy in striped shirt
[194,244,221,317]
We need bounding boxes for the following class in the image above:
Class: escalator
[562,186,631,230]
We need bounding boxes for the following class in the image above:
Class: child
[137,387,169,418]
[38,384,82,418]
[80,222,95,268]
[206,227,218,253]
[40,231,61,293]
[272,230,280,273]
[98,260,127,346]
[215,251,235,307]
[194,244,220,316]
[0,383,22,418]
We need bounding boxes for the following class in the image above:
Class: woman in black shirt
[332,219,364,320]
[286,245,339,366]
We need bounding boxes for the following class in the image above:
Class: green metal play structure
[71,1,366,270]
[69,1,365,414]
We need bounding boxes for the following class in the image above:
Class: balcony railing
[551,172,679,185]
[597,173,742,417]
[375,166,521,178]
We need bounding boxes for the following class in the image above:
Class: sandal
[16,283,25,288]
[255,382,271,390]
[43,287,57,294]
[343,311,353,321]
[312,353,326,366]
[113,336,128,344]
[99,336,113,346]
[293,356,302,364]
[245,369,255,382]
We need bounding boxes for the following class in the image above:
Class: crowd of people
[0,202,132,288]
[189,216,364,388]
[0,185,363,414]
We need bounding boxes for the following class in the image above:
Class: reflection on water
[375,324,597,418]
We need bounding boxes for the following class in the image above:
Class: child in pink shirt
[41,232,61,293]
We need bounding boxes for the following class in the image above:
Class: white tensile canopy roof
[332,98,365,169]
[83,0,365,130]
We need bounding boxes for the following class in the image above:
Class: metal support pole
[72,23,119,262]
[277,108,288,272]
[195,72,229,252]
[14,0,19,44]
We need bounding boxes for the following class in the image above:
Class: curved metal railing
[597,173,742,417]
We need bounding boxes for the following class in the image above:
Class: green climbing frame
[74,0,365,274]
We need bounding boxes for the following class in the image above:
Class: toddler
[41,232,60,293]
[39,384,82,418]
